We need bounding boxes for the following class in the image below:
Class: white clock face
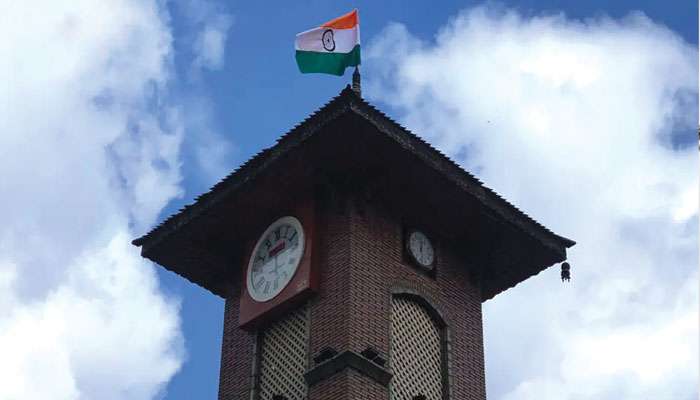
[247,216,305,302]
[408,231,435,268]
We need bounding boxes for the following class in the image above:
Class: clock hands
[247,217,305,302]
[409,231,433,267]
[271,241,296,276]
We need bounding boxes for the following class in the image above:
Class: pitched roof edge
[134,85,574,259]
[344,91,574,255]
[132,89,354,252]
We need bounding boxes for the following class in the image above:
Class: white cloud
[0,0,231,398]
[193,14,232,71]
[178,0,233,72]
[366,6,697,399]
[180,96,237,183]
[171,0,235,186]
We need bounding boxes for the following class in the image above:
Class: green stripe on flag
[295,45,361,76]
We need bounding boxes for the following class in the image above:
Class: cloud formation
[178,0,234,73]
[366,7,697,399]
[193,15,233,71]
[0,0,231,398]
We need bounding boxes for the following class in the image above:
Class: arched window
[390,295,447,400]
[255,305,308,400]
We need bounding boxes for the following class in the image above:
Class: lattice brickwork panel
[390,297,444,400]
[257,306,308,400]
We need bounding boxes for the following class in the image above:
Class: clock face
[247,216,305,302]
[408,230,435,268]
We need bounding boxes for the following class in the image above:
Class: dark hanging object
[413,395,426,400]
[561,262,571,282]
[272,395,288,400]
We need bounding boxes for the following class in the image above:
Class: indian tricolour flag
[295,9,360,76]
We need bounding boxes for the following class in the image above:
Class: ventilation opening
[256,305,308,400]
[390,296,445,400]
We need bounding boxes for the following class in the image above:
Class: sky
[0,1,696,399]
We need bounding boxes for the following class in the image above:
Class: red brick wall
[218,194,486,400]
[343,199,486,400]
[308,370,349,400]
[347,369,387,400]
[308,206,352,359]
[218,284,256,400]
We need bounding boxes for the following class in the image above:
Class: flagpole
[352,66,361,97]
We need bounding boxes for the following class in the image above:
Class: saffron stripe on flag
[294,9,360,76]
[321,9,358,29]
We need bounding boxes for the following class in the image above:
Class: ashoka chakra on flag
[295,9,360,76]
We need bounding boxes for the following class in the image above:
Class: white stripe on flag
[295,26,359,54]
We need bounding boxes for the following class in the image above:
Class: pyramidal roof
[135,86,572,250]
[133,86,574,300]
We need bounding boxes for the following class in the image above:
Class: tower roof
[133,86,574,300]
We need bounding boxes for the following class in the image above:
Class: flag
[295,9,360,76]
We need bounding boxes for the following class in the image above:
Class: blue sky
[159,2,697,399]
[0,1,696,399]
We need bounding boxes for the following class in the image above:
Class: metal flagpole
[352,66,361,96]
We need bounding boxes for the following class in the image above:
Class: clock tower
[133,86,574,400]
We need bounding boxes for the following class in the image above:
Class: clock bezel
[405,229,436,272]
[246,215,305,303]
[238,197,320,330]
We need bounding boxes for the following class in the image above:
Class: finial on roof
[352,66,361,96]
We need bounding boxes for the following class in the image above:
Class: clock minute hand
[273,253,280,272]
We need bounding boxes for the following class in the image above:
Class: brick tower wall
[344,199,487,400]
[219,284,256,400]
[218,194,487,400]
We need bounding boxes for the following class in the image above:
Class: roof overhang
[134,87,574,301]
